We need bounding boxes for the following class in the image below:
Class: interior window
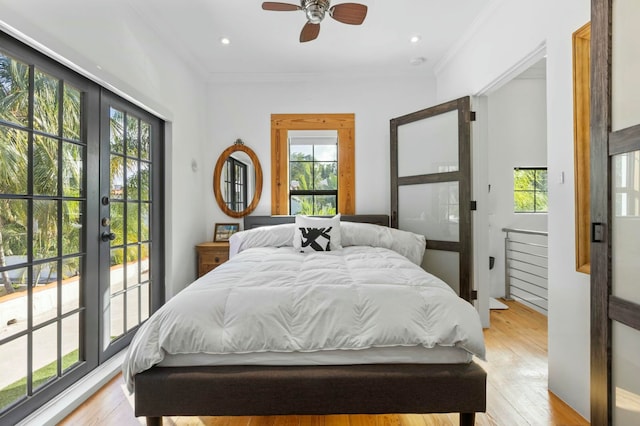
[513,167,548,213]
[288,130,338,215]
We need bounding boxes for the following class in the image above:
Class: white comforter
[123,246,486,392]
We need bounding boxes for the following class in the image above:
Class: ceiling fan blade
[329,3,368,25]
[262,2,301,11]
[300,22,320,42]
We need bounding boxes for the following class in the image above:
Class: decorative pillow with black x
[299,226,332,251]
[293,214,342,253]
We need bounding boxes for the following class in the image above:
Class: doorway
[483,57,549,315]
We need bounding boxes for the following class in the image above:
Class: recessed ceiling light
[410,35,422,44]
[220,37,231,45]
[409,57,427,66]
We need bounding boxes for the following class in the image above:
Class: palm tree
[1,52,83,292]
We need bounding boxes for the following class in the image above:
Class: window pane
[0,52,29,127]
[61,257,81,314]
[127,203,139,244]
[0,267,28,338]
[314,195,337,215]
[536,192,549,212]
[1,199,28,258]
[126,245,139,288]
[314,162,337,190]
[110,248,124,296]
[140,161,150,201]
[110,108,124,154]
[0,126,29,195]
[33,261,58,326]
[126,287,139,331]
[126,115,139,158]
[32,322,58,391]
[61,313,80,374]
[33,135,59,196]
[33,200,58,260]
[515,191,535,212]
[62,142,83,197]
[290,144,312,160]
[62,201,82,256]
[514,169,535,190]
[291,195,313,215]
[140,203,150,242]
[290,161,312,190]
[140,243,150,284]
[140,283,150,322]
[63,84,81,141]
[314,144,337,161]
[110,293,124,340]
[126,159,139,200]
[140,122,150,160]
[110,154,124,199]
[34,69,59,135]
[110,201,124,246]
[0,336,28,410]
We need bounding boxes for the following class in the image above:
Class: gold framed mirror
[213,140,263,218]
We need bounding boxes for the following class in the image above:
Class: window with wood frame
[271,114,355,215]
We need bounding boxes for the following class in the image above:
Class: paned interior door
[390,97,474,301]
[591,0,640,423]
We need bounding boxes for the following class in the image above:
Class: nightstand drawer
[195,242,230,277]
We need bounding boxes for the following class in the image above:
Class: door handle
[101,232,116,242]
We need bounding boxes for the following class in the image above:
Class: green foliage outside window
[514,168,548,213]
[289,144,337,215]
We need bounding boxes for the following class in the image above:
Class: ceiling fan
[262,0,368,43]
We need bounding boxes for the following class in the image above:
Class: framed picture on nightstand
[213,223,239,242]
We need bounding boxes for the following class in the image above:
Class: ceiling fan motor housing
[302,0,330,23]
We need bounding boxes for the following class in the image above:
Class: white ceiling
[129,0,493,79]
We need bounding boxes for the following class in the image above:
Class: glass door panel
[397,110,459,176]
[399,183,460,242]
[612,322,640,424]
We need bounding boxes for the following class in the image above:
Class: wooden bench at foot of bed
[134,362,487,426]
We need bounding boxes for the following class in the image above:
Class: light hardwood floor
[60,300,589,426]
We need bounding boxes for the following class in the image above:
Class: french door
[591,0,640,424]
[0,32,163,424]
[390,97,475,302]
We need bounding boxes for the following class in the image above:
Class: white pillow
[229,223,295,258]
[293,214,342,252]
[340,221,426,265]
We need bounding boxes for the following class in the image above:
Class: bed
[125,215,487,426]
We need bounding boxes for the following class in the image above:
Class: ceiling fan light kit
[262,0,368,42]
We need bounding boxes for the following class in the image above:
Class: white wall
[487,77,548,297]
[0,0,210,298]
[435,0,591,418]
[205,73,438,238]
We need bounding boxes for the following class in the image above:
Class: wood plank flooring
[59,300,589,426]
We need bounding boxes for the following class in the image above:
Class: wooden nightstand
[195,242,230,277]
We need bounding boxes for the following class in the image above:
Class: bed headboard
[244,215,390,229]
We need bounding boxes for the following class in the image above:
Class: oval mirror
[213,140,263,218]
